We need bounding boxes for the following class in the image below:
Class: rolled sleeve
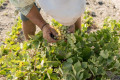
[17,3,34,16]
[9,0,35,16]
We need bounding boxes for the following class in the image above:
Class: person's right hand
[42,24,58,43]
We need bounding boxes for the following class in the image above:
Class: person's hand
[67,25,75,33]
[42,24,58,43]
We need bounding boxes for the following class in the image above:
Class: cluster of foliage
[0,0,6,6]
[0,12,120,80]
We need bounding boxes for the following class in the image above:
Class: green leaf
[16,70,27,78]
[100,50,109,59]
[74,61,81,72]
[50,73,59,80]
[72,65,76,76]
[30,73,38,80]
[36,65,42,69]
[114,60,120,68]
[81,62,88,69]
[79,73,84,80]
[0,70,6,75]
[82,47,92,61]
[62,62,72,70]
[32,40,40,48]
[88,36,96,42]
[83,71,91,79]
[47,68,53,74]
[46,61,61,67]
[67,58,73,63]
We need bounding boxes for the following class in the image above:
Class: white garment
[37,0,86,26]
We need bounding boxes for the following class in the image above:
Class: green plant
[0,12,120,80]
[0,0,6,6]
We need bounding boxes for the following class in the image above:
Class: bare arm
[10,0,58,42]
[26,5,46,30]
[26,5,58,43]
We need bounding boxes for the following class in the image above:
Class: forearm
[26,5,46,30]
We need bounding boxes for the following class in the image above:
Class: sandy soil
[0,0,17,42]
[86,0,120,28]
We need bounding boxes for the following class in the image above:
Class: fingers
[68,25,75,33]
[47,34,57,43]
[43,33,57,43]
[50,27,58,36]
[43,31,57,43]
[42,25,58,43]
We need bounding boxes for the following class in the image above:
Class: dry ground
[0,0,17,42]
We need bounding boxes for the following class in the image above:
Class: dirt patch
[86,0,120,28]
[0,0,17,42]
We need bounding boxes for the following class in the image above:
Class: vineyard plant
[0,11,120,80]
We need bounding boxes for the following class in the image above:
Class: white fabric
[37,0,86,26]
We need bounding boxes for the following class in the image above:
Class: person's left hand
[67,25,75,33]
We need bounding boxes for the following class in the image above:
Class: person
[9,0,85,43]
